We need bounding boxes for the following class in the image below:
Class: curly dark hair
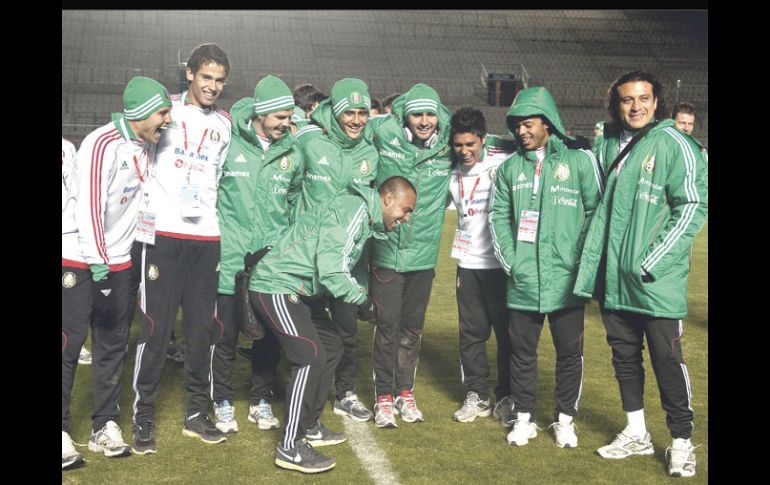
[606,70,667,131]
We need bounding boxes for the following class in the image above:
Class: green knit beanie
[402,83,440,117]
[253,75,295,116]
[123,77,172,120]
[331,78,371,117]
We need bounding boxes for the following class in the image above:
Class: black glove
[357,296,378,322]
[244,246,272,269]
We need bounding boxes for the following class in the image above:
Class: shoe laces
[216,400,235,421]
[666,441,699,466]
[101,421,127,446]
[512,418,536,433]
[548,421,576,433]
[255,400,275,418]
[462,392,482,410]
[376,395,394,413]
[299,439,325,459]
[398,391,418,411]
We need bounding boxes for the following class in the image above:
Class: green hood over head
[506,86,573,143]
[309,96,368,149]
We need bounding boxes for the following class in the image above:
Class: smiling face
[135,107,172,144]
[337,108,370,139]
[381,188,416,231]
[407,112,438,142]
[452,132,486,169]
[617,80,658,131]
[255,109,294,142]
[513,116,550,151]
[185,62,227,108]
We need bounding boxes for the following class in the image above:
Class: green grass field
[63,216,708,485]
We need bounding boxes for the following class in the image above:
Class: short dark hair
[382,93,401,109]
[301,91,327,113]
[671,101,696,120]
[379,175,416,198]
[370,97,382,112]
[450,106,487,139]
[606,70,667,129]
[293,84,321,110]
[186,43,230,76]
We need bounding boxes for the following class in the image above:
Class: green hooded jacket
[490,87,603,312]
[294,96,379,216]
[216,97,304,295]
[249,186,387,304]
[574,119,708,318]
[367,84,454,272]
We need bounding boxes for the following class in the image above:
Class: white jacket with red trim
[148,92,231,239]
[75,116,151,269]
[62,137,86,265]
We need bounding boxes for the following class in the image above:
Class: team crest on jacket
[642,154,656,173]
[359,160,371,176]
[554,163,570,181]
[288,294,299,304]
[350,92,362,103]
[210,130,221,143]
[280,156,291,171]
[487,166,498,181]
[147,264,159,281]
[62,272,76,288]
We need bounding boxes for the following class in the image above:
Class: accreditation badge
[451,229,473,260]
[517,210,540,243]
[135,211,156,245]
[180,184,201,218]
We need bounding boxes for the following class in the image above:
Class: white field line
[341,419,401,485]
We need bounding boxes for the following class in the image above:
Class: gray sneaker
[374,395,397,429]
[305,421,347,447]
[275,439,335,474]
[62,431,85,470]
[394,390,423,423]
[453,391,491,422]
[88,420,131,457]
[182,413,227,444]
[493,395,515,427]
[333,391,374,422]
[597,431,655,459]
[248,399,280,430]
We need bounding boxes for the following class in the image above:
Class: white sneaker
[549,421,578,448]
[374,395,397,428]
[507,416,538,446]
[78,346,92,365]
[248,399,279,430]
[597,431,655,459]
[62,430,85,470]
[88,420,131,457]
[666,438,697,477]
[453,391,491,423]
[394,390,424,423]
[214,400,239,434]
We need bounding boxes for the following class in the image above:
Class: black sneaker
[182,413,227,444]
[305,421,347,447]
[132,421,157,455]
[274,440,335,474]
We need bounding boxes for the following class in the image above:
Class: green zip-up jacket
[367,85,453,272]
[249,187,387,304]
[216,97,304,295]
[573,119,708,318]
[490,87,603,312]
[294,97,379,215]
